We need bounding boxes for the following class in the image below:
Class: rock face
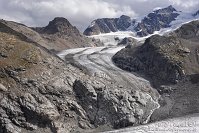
[193,10,199,16]
[36,17,80,35]
[73,79,159,129]
[84,6,180,36]
[0,17,102,52]
[83,15,134,36]
[0,22,80,133]
[0,20,159,133]
[113,20,199,85]
[135,5,179,36]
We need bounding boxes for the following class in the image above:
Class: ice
[58,47,90,59]
[153,7,163,11]
[104,113,199,133]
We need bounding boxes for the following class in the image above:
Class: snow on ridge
[92,11,198,44]
[153,7,164,11]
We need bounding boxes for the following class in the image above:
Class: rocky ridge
[113,20,199,122]
[84,6,199,37]
[84,15,134,36]
[0,17,102,52]
[113,20,199,85]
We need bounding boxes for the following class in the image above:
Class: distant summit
[84,5,199,37]
[135,5,179,36]
[83,15,134,36]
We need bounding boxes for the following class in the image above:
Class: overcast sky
[0,0,198,31]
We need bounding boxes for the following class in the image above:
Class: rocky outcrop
[112,20,199,129]
[84,6,180,36]
[73,79,159,129]
[173,20,199,40]
[113,20,199,85]
[118,37,137,46]
[0,17,102,52]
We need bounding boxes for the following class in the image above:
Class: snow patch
[153,7,163,11]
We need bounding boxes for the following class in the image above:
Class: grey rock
[19,93,60,121]
[74,80,97,101]
[118,37,137,46]
[135,5,179,36]
[73,79,159,129]
[113,34,193,84]
[0,83,7,92]
[114,20,199,85]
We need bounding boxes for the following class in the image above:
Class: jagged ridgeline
[84,5,199,37]
[0,17,102,52]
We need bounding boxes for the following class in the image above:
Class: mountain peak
[51,17,70,24]
[154,5,177,14]
[167,5,176,10]
[42,17,74,34]
[165,5,176,11]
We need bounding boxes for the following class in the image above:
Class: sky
[0,0,198,32]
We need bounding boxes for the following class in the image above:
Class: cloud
[0,0,198,31]
[169,0,199,9]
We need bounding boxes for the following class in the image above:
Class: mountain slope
[0,17,102,52]
[32,17,102,51]
[112,20,199,123]
[84,5,199,37]
[113,20,199,84]
[0,20,86,133]
[0,21,159,133]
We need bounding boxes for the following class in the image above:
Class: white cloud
[0,0,198,31]
[169,0,199,9]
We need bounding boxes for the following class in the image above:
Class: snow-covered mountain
[84,5,199,37]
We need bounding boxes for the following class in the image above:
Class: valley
[0,4,199,133]
[58,19,199,132]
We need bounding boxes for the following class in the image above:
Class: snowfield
[104,113,199,133]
